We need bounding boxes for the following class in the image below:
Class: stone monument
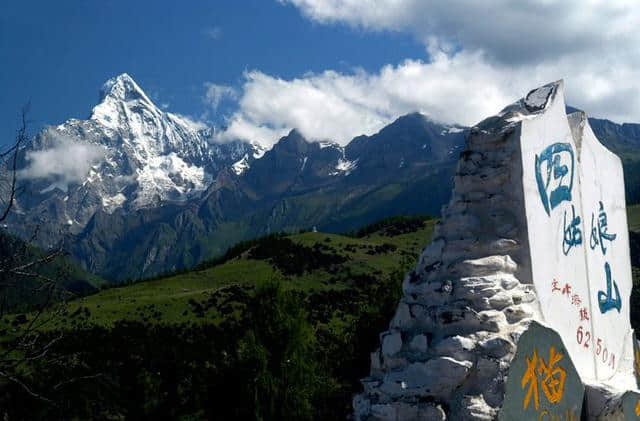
[353,81,639,420]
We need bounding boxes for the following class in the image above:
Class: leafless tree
[0,107,82,407]
[0,105,28,223]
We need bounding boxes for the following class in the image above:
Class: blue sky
[2,1,639,147]
[0,0,424,146]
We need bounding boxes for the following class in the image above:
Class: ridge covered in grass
[0,215,435,419]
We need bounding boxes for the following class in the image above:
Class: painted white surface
[579,119,634,382]
[520,82,634,383]
[521,82,596,380]
[354,81,638,420]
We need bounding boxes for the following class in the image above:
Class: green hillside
[0,230,105,312]
[0,216,435,420]
[22,203,638,329]
[4,209,640,419]
[627,204,640,233]
[43,216,433,329]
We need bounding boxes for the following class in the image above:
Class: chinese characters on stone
[521,347,567,411]
[535,142,621,315]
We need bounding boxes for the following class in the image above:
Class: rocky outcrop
[354,84,547,421]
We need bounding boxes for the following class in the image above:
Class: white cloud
[215,50,640,146]
[280,0,638,65]
[216,55,514,146]
[277,0,640,121]
[207,1,640,146]
[204,83,237,112]
[20,131,106,192]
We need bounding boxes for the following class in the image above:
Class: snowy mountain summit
[9,75,469,279]
[15,73,256,234]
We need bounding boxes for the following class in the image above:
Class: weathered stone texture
[354,80,639,420]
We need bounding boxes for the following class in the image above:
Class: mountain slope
[73,108,640,282]
[1,216,434,419]
[8,74,640,282]
[588,118,640,203]
[26,216,436,328]
[8,74,258,245]
[0,229,104,311]
[62,115,465,280]
[7,212,640,420]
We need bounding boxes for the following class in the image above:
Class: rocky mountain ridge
[6,75,640,281]
[61,113,466,280]
[9,74,260,241]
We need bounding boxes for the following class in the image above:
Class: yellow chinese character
[521,349,540,410]
[538,346,566,404]
[635,349,640,375]
[635,399,640,416]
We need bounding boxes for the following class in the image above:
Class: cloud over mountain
[20,132,106,192]
[209,0,639,146]
[214,55,515,145]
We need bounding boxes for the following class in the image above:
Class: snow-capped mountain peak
[89,73,166,135]
[99,73,154,105]
[16,73,253,234]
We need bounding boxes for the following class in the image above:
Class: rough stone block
[381,331,402,357]
[354,80,638,420]
[383,357,472,399]
[499,321,584,420]
[409,334,428,353]
[390,302,412,330]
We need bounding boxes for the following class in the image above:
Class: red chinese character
[562,283,572,296]
[571,294,581,307]
[579,308,590,321]
[551,279,561,293]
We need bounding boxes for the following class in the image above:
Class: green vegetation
[0,230,105,312]
[4,208,640,419]
[0,216,435,419]
[347,214,432,238]
[627,204,640,233]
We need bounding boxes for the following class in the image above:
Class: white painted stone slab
[579,120,634,382]
[520,82,635,384]
[520,83,596,379]
[354,80,639,420]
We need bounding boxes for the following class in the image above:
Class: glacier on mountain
[13,73,257,234]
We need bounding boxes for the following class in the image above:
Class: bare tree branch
[0,104,29,223]
[53,373,103,391]
[2,248,65,275]
[0,105,103,410]
[0,369,54,404]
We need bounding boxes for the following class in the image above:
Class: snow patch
[232,154,250,175]
[167,113,208,132]
[251,142,268,159]
[102,193,127,213]
[133,153,210,207]
[331,158,358,176]
[440,126,465,135]
[318,140,339,149]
